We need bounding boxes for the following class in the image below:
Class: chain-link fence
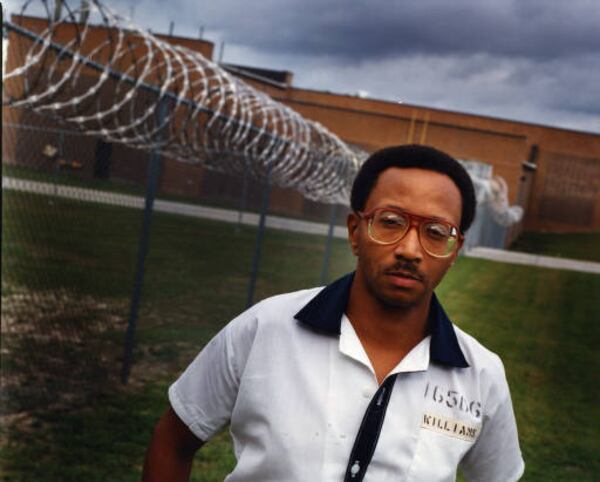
[1,111,353,422]
[3,116,141,416]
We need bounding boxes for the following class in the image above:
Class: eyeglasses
[357,207,463,258]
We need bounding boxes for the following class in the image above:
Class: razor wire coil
[3,0,363,204]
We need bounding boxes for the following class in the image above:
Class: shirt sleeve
[168,307,259,441]
[459,369,525,481]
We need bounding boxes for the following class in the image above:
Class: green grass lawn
[1,189,599,481]
[510,231,600,263]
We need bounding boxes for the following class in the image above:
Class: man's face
[347,167,463,309]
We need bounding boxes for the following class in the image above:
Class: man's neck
[345,272,431,367]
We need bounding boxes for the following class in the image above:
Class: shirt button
[362,387,373,399]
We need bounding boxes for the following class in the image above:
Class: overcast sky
[4,0,600,133]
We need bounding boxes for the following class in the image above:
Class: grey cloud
[139,0,600,63]
[7,0,600,64]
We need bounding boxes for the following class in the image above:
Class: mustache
[385,260,425,281]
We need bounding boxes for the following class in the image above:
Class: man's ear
[347,212,360,256]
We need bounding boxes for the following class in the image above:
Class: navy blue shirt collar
[294,272,469,368]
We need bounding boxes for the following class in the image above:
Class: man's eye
[425,223,450,239]
[378,213,406,226]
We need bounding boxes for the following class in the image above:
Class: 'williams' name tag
[421,412,481,442]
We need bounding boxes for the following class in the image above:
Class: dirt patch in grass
[0,283,128,417]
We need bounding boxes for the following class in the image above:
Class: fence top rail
[3,121,88,136]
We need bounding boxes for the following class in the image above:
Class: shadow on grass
[1,382,164,482]
[1,382,236,482]
[0,283,238,481]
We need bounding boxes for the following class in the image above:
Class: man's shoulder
[223,285,326,349]
[250,285,324,321]
[452,324,506,377]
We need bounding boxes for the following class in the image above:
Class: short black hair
[350,144,476,232]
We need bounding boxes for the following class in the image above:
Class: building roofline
[291,86,600,138]
[221,64,289,90]
[272,96,528,141]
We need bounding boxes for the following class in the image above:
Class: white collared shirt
[169,279,524,481]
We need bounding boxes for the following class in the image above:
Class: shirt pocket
[405,412,480,482]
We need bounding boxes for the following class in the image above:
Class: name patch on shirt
[421,412,481,442]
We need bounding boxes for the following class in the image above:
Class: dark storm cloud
[146,0,600,63]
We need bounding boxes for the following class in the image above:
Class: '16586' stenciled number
[424,383,481,418]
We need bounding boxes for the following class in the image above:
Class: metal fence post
[237,157,249,233]
[245,168,271,309]
[121,99,168,384]
[53,130,65,197]
[320,204,338,285]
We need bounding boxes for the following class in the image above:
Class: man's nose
[393,225,423,261]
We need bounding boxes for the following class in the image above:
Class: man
[142,145,524,481]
